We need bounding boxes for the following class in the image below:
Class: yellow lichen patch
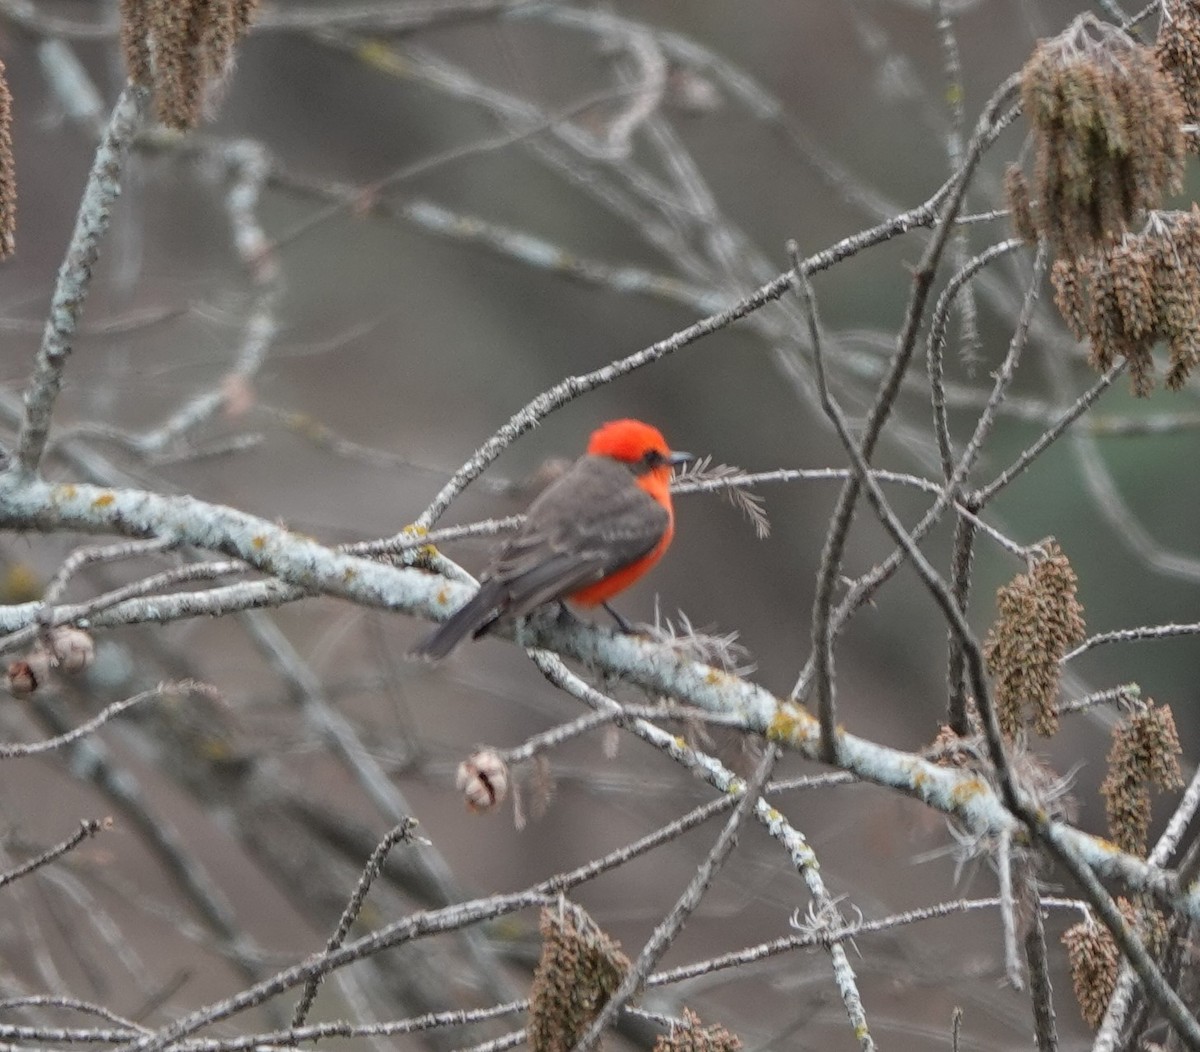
[251,535,267,550]
[703,667,739,688]
[436,587,451,606]
[91,492,115,508]
[950,777,987,805]
[767,706,806,744]
[341,567,357,582]
[358,39,406,75]
[1,563,41,603]
[764,807,783,824]
[200,738,231,761]
[55,484,77,501]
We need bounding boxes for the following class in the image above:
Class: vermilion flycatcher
[413,419,691,659]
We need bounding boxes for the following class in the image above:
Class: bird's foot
[602,602,637,635]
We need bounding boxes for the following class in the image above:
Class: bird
[413,419,692,660]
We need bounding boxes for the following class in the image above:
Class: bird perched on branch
[413,419,692,659]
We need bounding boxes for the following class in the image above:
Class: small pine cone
[7,647,52,696]
[456,749,509,813]
[49,627,95,675]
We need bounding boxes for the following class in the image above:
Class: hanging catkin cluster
[119,0,259,130]
[1061,914,1118,1029]
[1008,12,1200,393]
[1157,0,1200,142]
[1012,14,1184,259]
[1100,697,1184,855]
[1063,899,1168,1028]
[653,1009,742,1052]
[982,541,1085,739]
[528,905,630,1052]
[1051,209,1200,394]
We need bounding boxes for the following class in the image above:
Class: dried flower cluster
[529,904,630,1052]
[1100,698,1184,855]
[120,0,259,130]
[653,1009,741,1052]
[1015,15,1185,258]
[456,749,509,813]
[1063,899,1168,1028]
[6,627,96,695]
[1052,209,1200,394]
[0,60,13,259]
[983,542,1085,739]
[1157,0,1200,141]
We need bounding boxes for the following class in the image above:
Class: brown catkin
[1017,15,1185,258]
[1004,164,1039,245]
[653,1010,742,1052]
[529,905,630,1052]
[1102,699,1183,854]
[1063,899,1168,1028]
[1057,209,1200,394]
[119,0,153,86]
[1157,0,1200,127]
[118,0,258,130]
[1063,918,1118,1028]
[983,542,1085,738]
[148,0,194,128]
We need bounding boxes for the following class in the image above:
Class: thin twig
[926,239,1024,478]
[997,829,1023,990]
[1064,621,1200,662]
[1023,883,1059,1052]
[804,74,1021,758]
[975,363,1125,506]
[15,85,149,475]
[0,818,109,889]
[527,650,877,1049]
[291,820,420,1027]
[569,747,778,1052]
[0,682,211,758]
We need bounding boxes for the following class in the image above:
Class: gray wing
[486,455,669,617]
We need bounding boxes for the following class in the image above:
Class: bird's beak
[667,450,694,466]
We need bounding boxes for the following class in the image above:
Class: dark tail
[411,580,506,661]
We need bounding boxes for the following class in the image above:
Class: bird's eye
[642,449,664,467]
